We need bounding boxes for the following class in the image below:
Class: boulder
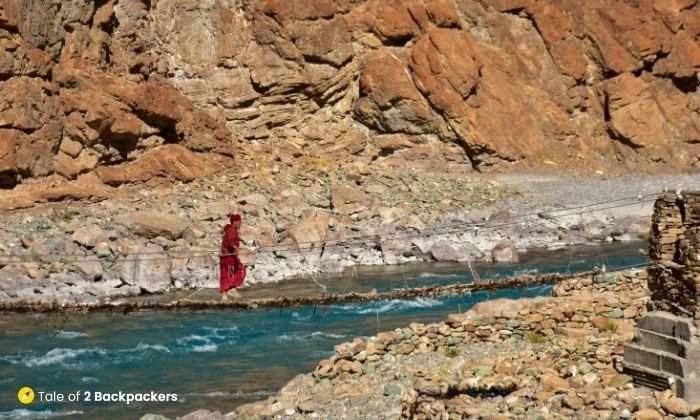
[331,185,371,215]
[71,226,106,248]
[429,241,481,263]
[491,239,519,263]
[380,237,415,265]
[470,297,526,319]
[661,396,690,417]
[285,213,333,250]
[95,145,226,186]
[182,224,207,244]
[74,260,103,281]
[115,212,188,240]
[237,193,269,208]
[176,409,231,420]
[116,244,172,292]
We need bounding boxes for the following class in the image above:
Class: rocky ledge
[165,269,700,419]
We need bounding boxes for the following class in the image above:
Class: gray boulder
[139,415,170,420]
[116,244,172,292]
[71,226,106,248]
[176,409,233,420]
[380,238,416,265]
[115,212,188,240]
[491,239,519,262]
[430,241,483,262]
[74,259,103,281]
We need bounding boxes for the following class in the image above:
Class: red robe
[220,224,246,292]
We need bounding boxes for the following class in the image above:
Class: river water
[0,242,646,419]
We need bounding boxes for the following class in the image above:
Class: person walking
[220,213,246,301]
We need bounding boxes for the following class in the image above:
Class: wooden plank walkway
[0,270,595,314]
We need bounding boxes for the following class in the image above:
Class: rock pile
[625,192,700,405]
[180,269,700,420]
[648,192,700,323]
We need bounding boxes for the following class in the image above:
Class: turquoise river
[0,242,647,419]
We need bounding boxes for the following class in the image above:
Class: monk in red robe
[220,213,246,301]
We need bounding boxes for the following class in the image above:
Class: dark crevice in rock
[602,92,612,122]
[129,61,146,77]
[499,7,527,15]
[301,53,351,70]
[407,6,425,30]
[376,147,395,159]
[103,44,113,66]
[249,75,269,96]
[677,197,686,224]
[581,33,619,81]
[263,9,350,24]
[633,51,669,77]
[249,73,308,97]
[131,110,179,143]
[601,68,619,79]
[452,139,482,171]
[87,0,106,31]
[379,34,415,48]
[105,137,139,161]
[0,172,19,189]
[670,74,699,93]
[0,22,18,33]
[85,0,117,68]
[303,88,327,109]
[10,126,39,135]
[0,160,29,189]
[101,10,119,37]
[159,125,179,144]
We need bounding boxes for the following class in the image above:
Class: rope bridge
[0,262,655,314]
[0,194,657,314]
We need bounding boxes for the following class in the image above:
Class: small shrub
[59,209,79,221]
[445,347,460,358]
[527,332,546,344]
[603,320,619,333]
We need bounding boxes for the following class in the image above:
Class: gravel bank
[495,173,700,207]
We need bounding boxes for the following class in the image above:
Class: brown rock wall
[1,0,699,189]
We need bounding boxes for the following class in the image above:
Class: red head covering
[229,213,242,223]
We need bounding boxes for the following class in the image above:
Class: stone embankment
[2,173,699,305]
[166,269,700,419]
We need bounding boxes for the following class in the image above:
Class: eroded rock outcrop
[1,0,699,190]
[0,0,230,188]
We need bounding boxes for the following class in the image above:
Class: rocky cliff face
[1,0,699,189]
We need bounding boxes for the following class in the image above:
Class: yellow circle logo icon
[18,387,34,404]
